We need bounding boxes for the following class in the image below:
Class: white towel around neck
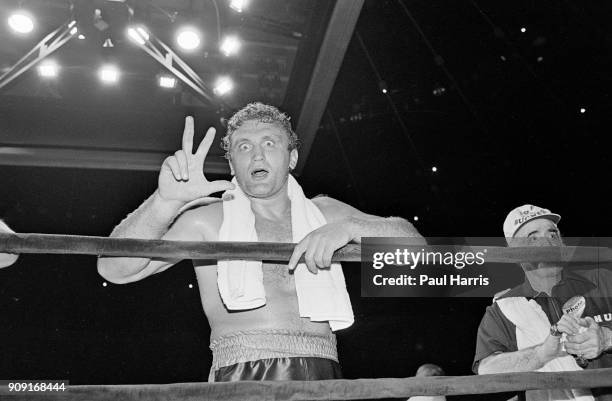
[217,175,354,331]
[496,297,593,401]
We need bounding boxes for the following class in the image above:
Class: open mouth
[251,168,269,179]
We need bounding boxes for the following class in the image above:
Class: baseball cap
[503,204,561,239]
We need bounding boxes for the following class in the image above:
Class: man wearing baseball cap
[473,205,612,401]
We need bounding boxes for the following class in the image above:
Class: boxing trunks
[209,329,341,382]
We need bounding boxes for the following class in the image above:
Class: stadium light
[8,11,34,34]
[220,35,241,56]
[158,75,177,89]
[99,64,120,84]
[213,76,234,96]
[127,26,149,45]
[229,0,248,13]
[38,60,59,78]
[176,27,201,51]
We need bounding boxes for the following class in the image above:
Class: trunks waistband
[209,329,338,372]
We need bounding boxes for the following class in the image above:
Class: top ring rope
[3,369,612,401]
[1,233,612,263]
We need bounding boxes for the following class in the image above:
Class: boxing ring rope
[4,369,612,400]
[2,232,612,399]
[2,233,612,263]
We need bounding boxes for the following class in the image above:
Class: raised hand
[158,116,234,204]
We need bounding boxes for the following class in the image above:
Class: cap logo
[513,209,551,226]
[504,205,559,238]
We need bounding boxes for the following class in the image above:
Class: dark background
[2,0,612,399]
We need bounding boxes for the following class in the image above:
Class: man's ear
[228,159,235,176]
[289,149,298,171]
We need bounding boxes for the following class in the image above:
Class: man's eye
[238,143,251,151]
[264,140,275,147]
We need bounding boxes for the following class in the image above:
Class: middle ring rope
[1,233,612,263]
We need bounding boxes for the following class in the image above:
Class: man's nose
[252,145,265,160]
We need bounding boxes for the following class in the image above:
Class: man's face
[511,218,562,247]
[228,121,298,198]
[510,218,563,271]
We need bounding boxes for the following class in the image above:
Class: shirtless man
[97,102,424,382]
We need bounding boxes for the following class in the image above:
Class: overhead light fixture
[220,35,241,56]
[8,11,34,34]
[78,34,86,40]
[176,27,201,51]
[158,75,176,89]
[127,26,149,45]
[213,76,234,96]
[99,64,119,84]
[38,60,59,78]
[229,0,248,13]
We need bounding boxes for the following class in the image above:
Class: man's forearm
[110,190,183,239]
[348,216,425,243]
[98,190,184,282]
[478,345,553,374]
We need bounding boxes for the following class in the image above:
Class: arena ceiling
[0,0,363,175]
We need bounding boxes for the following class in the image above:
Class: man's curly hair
[221,102,299,159]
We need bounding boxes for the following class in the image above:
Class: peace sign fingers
[158,116,230,203]
[181,116,195,154]
[194,127,216,160]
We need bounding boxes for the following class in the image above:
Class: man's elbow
[409,231,427,245]
[97,258,139,285]
[397,219,426,244]
[477,354,502,375]
[477,362,492,375]
[0,253,19,269]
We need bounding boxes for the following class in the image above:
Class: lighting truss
[0,19,219,106]
[0,20,76,90]
[130,29,218,104]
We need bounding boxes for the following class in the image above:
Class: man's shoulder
[174,201,223,239]
[181,200,222,218]
[566,264,612,281]
[311,196,348,221]
[311,195,336,209]
[311,195,356,216]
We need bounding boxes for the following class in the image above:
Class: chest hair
[255,216,293,283]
